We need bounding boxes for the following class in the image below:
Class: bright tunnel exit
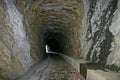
[45,45,50,53]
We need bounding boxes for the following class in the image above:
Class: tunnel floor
[16,53,85,80]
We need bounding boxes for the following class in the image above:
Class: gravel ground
[49,54,85,80]
[16,53,85,80]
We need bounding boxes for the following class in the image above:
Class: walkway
[16,53,85,80]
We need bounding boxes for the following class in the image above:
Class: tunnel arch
[23,0,84,59]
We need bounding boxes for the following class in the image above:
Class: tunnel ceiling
[16,0,84,57]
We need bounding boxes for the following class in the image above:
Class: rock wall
[1,0,120,79]
[81,0,120,71]
[0,0,34,79]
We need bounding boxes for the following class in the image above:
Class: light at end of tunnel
[45,44,50,53]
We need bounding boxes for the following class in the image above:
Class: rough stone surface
[0,0,33,79]
[0,0,84,79]
[81,0,120,71]
[0,0,120,79]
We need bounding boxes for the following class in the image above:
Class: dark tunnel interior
[43,31,66,55]
[25,0,83,59]
[46,39,62,52]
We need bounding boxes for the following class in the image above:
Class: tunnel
[23,0,84,59]
[43,32,66,53]
[1,0,120,80]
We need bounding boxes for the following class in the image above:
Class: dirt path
[16,54,85,80]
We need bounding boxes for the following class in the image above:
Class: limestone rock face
[81,0,120,71]
[0,0,33,79]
